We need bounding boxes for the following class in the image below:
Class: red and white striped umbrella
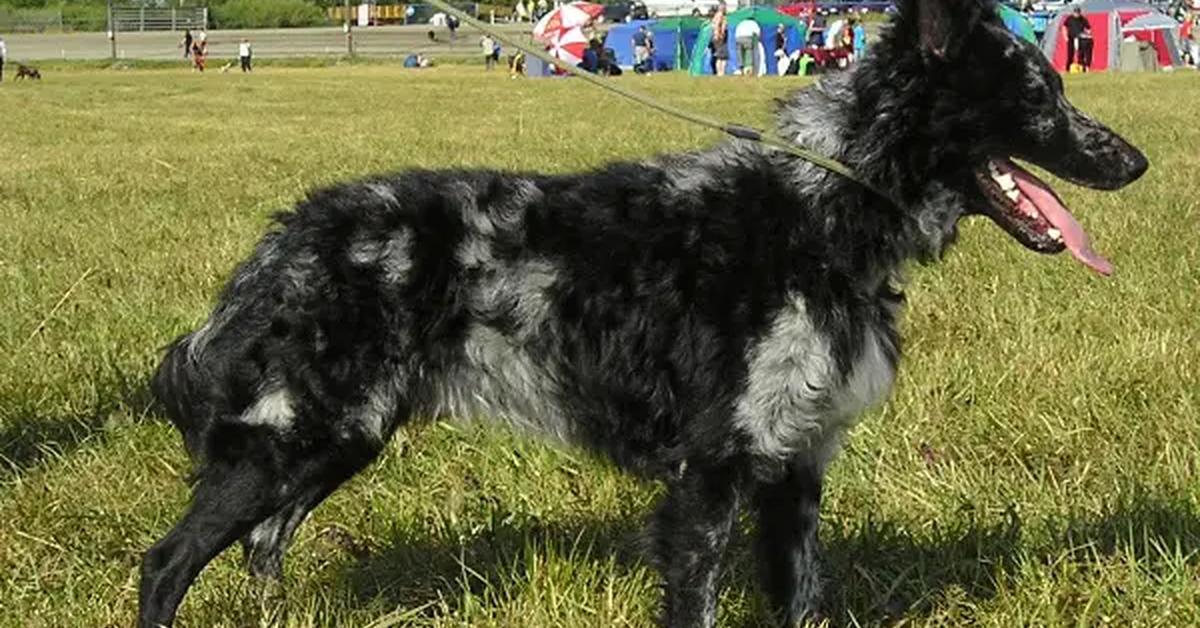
[532,2,603,40]
[544,25,589,64]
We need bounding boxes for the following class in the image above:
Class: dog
[15,64,40,80]
[137,0,1147,625]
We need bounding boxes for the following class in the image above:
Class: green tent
[688,7,806,76]
[653,16,707,70]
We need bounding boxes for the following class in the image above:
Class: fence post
[139,6,145,32]
[171,7,176,31]
[345,0,354,57]
[107,0,116,60]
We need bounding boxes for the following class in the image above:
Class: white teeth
[1046,228,1062,241]
[1005,188,1021,203]
[994,173,1015,190]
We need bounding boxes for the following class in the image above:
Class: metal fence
[112,7,208,33]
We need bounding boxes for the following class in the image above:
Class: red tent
[778,2,818,19]
[1041,0,1183,71]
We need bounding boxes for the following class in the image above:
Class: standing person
[0,36,6,83]
[182,30,193,58]
[633,24,653,72]
[710,4,729,76]
[1063,6,1088,70]
[773,23,788,72]
[734,17,760,76]
[1185,12,1200,66]
[192,39,207,72]
[447,14,459,41]
[239,38,252,72]
[481,34,496,70]
[1077,24,1093,71]
[851,17,866,62]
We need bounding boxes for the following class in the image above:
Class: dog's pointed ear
[904,0,984,61]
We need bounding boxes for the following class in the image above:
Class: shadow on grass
[332,491,1200,625]
[0,367,156,479]
[337,512,652,618]
[822,493,1200,624]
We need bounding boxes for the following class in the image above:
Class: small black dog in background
[15,64,41,80]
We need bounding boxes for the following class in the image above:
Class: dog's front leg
[753,460,824,626]
[651,462,740,628]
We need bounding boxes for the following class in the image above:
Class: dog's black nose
[1125,150,1149,184]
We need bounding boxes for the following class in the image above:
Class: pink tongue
[1010,166,1113,276]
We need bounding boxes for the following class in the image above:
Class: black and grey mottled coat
[138,0,1148,625]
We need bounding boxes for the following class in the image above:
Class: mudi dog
[138,0,1148,625]
[15,64,41,80]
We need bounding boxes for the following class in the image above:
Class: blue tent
[606,19,657,69]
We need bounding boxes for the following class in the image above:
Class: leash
[421,0,896,205]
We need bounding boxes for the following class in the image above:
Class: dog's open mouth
[974,158,1112,276]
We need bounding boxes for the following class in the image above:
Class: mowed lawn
[0,64,1197,627]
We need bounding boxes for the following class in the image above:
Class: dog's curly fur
[138,0,1147,626]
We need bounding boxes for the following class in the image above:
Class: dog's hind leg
[651,462,741,628]
[753,461,825,626]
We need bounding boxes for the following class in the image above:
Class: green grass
[0,65,1197,627]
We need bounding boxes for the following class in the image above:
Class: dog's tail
[151,333,212,459]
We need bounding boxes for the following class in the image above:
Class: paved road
[3,23,540,62]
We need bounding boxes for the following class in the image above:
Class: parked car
[602,1,650,22]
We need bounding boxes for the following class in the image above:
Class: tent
[997,4,1037,43]
[607,19,657,69]
[1041,0,1183,71]
[688,7,807,75]
[652,16,706,70]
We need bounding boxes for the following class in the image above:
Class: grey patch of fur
[347,228,413,284]
[659,148,751,195]
[282,250,320,294]
[365,182,399,206]
[454,180,540,269]
[735,295,896,464]
[471,258,559,339]
[776,74,856,200]
[241,388,296,429]
[347,235,384,266]
[435,324,571,442]
[380,230,414,283]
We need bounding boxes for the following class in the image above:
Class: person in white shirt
[733,18,760,76]
[239,38,252,72]
[0,37,6,83]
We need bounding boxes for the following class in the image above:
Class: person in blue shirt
[851,17,866,62]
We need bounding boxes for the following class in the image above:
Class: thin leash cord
[421,0,896,205]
